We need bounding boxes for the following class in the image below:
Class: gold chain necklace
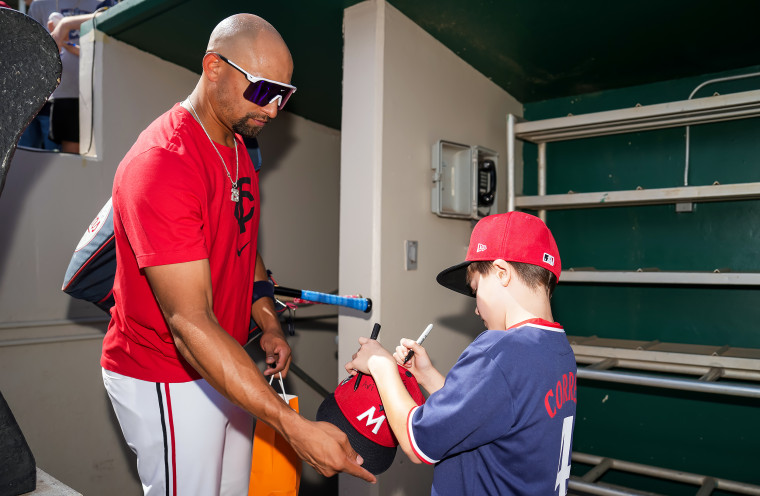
[186,98,240,202]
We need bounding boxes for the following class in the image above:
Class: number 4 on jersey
[555,415,574,495]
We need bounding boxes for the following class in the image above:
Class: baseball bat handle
[273,286,372,313]
[301,290,371,312]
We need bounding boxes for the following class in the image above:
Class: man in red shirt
[101,13,375,494]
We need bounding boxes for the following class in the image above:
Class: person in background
[17,101,58,150]
[26,0,116,153]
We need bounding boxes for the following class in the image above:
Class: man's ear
[202,53,222,82]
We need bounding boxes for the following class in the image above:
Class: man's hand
[259,326,291,376]
[287,418,376,483]
[251,252,291,376]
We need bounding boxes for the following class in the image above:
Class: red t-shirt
[101,103,260,382]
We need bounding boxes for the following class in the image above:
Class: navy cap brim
[316,393,397,475]
[436,260,474,297]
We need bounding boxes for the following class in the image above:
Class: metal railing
[571,336,760,399]
[570,452,760,495]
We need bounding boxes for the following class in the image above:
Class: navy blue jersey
[407,319,577,496]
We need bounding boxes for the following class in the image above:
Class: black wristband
[252,280,275,303]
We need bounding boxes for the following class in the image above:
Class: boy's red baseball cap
[316,365,425,475]
[437,211,561,296]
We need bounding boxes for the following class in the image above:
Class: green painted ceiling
[93,0,760,130]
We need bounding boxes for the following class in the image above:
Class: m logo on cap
[476,243,487,253]
[316,364,425,474]
[543,253,555,266]
[356,406,386,435]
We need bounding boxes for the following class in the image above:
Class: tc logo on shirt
[234,177,255,234]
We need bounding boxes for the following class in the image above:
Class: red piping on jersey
[407,406,435,465]
[507,318,562,330]
[164,384,178,496]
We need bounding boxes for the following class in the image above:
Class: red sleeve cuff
[406,406,437,465]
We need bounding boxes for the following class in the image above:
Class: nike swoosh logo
[237,241,250,257]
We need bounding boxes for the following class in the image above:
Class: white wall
[0,28,342,495]
[339,2,522,494]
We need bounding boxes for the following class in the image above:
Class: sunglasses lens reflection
[243,81,293,110]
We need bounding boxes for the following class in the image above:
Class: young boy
[347,211,577,495]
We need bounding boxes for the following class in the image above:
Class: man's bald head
[207,14,291,70]
[195,13,293,140]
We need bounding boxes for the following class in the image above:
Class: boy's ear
[493,259,511,287]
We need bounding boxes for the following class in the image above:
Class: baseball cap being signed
[436,211,561,296]
[316,365,425,475]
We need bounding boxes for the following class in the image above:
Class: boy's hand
[394,338,446,394]
[345,336,394,375]
[393,338,433,373]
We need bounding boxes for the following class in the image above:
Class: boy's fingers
[393,345,408,362]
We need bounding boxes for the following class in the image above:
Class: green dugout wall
[522,66,760,494]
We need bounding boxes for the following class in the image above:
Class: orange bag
[249,373,301,496]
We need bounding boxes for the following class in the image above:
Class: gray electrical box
[431,140,498,220]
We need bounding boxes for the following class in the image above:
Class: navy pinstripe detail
[155,383,169,496]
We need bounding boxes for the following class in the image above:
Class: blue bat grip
[300,290,370,312]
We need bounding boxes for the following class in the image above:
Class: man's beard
[232,113,268,139]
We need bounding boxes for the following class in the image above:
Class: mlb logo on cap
[543,253,555,266]
[316,365,425,475]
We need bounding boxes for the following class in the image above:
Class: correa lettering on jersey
[544,371,577,418]
[234,177,255,234]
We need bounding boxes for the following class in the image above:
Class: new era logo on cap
[476,243,487,253]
